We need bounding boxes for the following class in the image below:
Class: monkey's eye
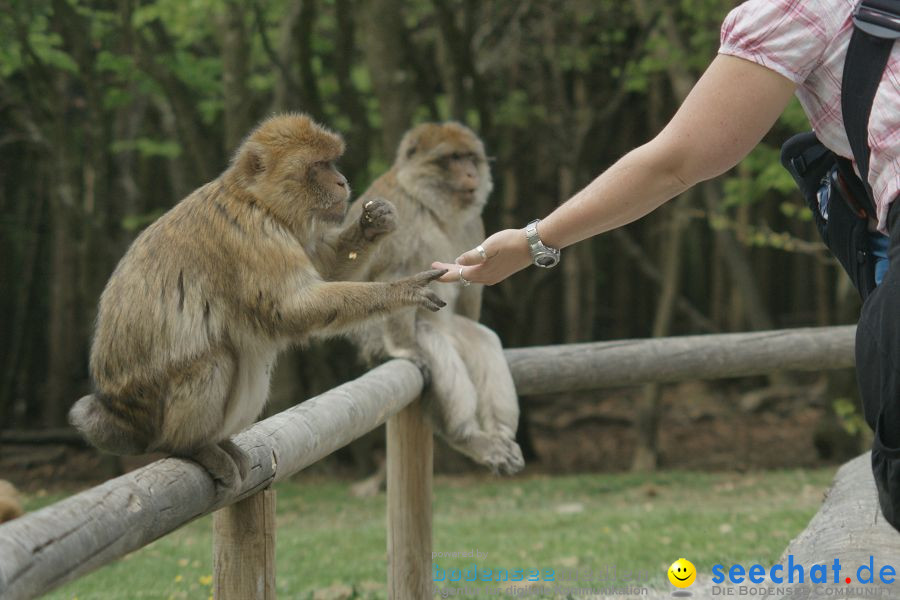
[450,152,463,161]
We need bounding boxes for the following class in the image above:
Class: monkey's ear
[234,141,267,179]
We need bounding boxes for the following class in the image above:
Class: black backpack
[781,0,900,300]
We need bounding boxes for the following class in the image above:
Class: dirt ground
[0,378,864,493]
[522,379,862,473]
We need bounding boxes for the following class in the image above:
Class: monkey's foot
[218,439,251,480]
[448,432,525,476]
[188,442,249,495]
[496,437,525,475]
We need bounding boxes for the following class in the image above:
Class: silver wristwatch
[524,219,561,268]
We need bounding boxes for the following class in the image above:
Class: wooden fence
[0,326,856,599]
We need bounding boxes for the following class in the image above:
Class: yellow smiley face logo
[668,558,696,588]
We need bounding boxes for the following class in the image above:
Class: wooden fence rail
[507,325,857,395]
[0,326,857,599]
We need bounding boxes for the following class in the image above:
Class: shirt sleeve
[719,0,839,84]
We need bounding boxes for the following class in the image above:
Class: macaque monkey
[0,480,23,524]
[69,114,446,491]
[345,122,524,474]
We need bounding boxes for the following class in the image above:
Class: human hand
[431,228,532,286]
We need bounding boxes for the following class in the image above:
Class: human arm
[432,54,797,285]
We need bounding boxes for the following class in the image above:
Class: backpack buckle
[854,1,900,39]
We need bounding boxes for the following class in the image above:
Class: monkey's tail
[69,394,147,455]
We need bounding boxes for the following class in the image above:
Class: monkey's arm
[314,198,397,281]
[260,272,445,339]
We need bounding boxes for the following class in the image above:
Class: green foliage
[495,90,547,128]
[121,209,166,232]
[133,0,224,45]
[0,8,78,77]
[111,137,181,159]
[833,397,866,436]
[722,146,796,211]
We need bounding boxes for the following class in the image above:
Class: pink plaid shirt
[720,0,900,233]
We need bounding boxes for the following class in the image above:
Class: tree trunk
[136,21,220,184]
[220,1,253,153]
[703,181,775,331]
[333,0,372,184]
[632,195,691,471]
[45,153,79,427]
[360,0,418,156]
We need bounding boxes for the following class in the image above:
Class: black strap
[842,0,898,213]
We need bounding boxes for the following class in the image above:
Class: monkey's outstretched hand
[359,197,398,241]
[396,269,448,312]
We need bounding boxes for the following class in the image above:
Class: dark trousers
[857,201,900,529]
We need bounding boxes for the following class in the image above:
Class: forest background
[0,0,861,473]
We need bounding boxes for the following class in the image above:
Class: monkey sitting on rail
[69,114,447,492]
[344,122,524,475]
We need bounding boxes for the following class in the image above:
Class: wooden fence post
[387,399,433,599]
[213,489,276,600]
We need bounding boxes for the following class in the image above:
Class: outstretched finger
[431,261,461,282]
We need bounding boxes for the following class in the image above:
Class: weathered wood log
[386,400,433,600]
[0,360,423,600]
[770,452,898,599]
[213,489,276,600]
[505,326,856,396]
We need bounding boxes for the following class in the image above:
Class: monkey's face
[396,123,493,214]
[438,150,485,199]
[232,114,350,228]
[304,160,351,223]
[250,157,350,226]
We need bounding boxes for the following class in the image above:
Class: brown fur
[69,114,446,492]
[0,480,23,523]
[345,122,524,474]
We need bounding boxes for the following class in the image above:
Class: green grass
[30,468,836,599]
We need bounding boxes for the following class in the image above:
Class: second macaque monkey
[345,122,524,475]
[69,114,446,492]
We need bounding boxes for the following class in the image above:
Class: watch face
[536,254,557,267]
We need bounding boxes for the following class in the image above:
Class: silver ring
[476,245,487,261]
[458,267,471,287]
